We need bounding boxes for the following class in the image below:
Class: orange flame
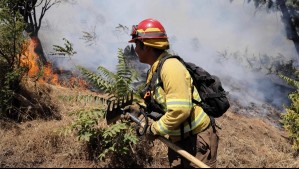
[42,62,59,85]
[21,39,88,89]
[20,39,39,77]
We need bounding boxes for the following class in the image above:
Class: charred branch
[13,93,42,110]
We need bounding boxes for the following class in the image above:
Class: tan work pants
[168,125,219,168]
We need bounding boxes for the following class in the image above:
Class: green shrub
[279,73,299,152]
[0,0,27,117]
[63,47,142,161]
[60,101,139,161]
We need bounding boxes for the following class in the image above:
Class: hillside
[0,81,298,168]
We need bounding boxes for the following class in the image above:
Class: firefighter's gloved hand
[146,124,158,142]
[121,104,141,121]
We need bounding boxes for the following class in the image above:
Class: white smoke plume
[38,0,298,115]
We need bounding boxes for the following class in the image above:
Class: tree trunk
[277,0,299,57]
[30,36,47,65]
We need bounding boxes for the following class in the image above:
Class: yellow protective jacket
[147,52,211,142]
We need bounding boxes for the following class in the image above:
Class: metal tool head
[105,92,133,125]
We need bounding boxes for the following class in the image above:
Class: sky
[38,0,298,110]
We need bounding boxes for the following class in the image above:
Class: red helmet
[129,18,168,43]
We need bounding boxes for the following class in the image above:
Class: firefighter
[127,18,219,168]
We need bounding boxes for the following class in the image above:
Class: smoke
[38,0,298,112]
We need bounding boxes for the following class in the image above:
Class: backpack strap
[210,116,217,133]
[155,55,184,88]
[153,54,194,139]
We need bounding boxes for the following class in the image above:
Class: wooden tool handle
[139,122,210,168]
[157,136,210,168]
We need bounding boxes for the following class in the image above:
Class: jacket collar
[146,51,169,84]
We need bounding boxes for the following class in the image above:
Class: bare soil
[0,82,298,168]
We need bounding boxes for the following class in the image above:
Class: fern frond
[77,66,114,93]
[78,47,143,98]
[279,74,299,89]
[97,66,116,84]
[116,48,134,80]
[115,77,131,97]
[115,48,139,95]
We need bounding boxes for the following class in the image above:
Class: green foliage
[50,38,77,57]
[68,108,105,142]
[78,48,139,98]
[78,66,114,94]
[286,0,299,9]
[0,0,27,116]
[279,72,299,151]
[58,93,107,105]
[98,123,138,161]
[66,47,143,161]
[0,68,25,114]
[62,106,138,161]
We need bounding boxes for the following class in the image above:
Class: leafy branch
[50,38,77,57]
[80,25,97,46]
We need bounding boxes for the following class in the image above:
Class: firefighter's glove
[121,104,141,121]
[146,124,158,142]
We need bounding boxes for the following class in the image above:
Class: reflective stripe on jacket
[148,52,210,141]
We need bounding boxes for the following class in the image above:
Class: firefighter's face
[134,40,147,63]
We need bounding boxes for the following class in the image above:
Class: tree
[8,0,61,65]
[9,0,61,37]
[0,0,60,121]
[232,0,299,57]
[276,0,299,56]
[0,0,27,116]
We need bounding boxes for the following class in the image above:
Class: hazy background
[38,0,298,110]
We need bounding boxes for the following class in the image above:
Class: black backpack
[142,55,230,118]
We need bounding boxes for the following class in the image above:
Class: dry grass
[217,112,299,168]
[0,119,94,168]
[0,82,299,168]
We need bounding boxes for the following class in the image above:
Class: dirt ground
[0,83,298,168]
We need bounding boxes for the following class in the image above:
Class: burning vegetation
[0,37,88,122]
[21,39,87,88]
